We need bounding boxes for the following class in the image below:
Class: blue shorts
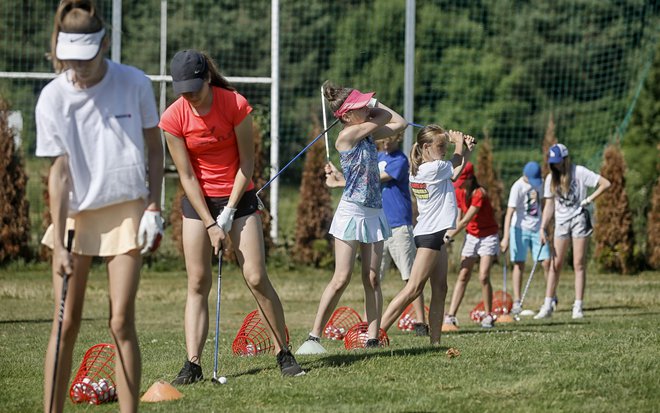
[509,226,550,263]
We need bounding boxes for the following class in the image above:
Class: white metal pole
[111,0,122,62]
[403,0,416,156]
[159,0,168,210]
[270,0,280,242]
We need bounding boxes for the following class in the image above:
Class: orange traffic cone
[140,381,183,403]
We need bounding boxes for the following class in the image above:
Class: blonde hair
[410,124,447,176]
[550,156,572,197]
[50,0,106,73]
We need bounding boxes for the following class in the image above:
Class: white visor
[56,28,105,60]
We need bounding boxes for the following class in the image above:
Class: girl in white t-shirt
[535,144,611,319]
[36,1,163,411]
[381,125,475,346]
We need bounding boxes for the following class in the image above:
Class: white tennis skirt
[329,199,391,243]
[42,199,144,256]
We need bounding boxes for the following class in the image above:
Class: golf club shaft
[321,85,330,161]
[520,240,545,307]
[213,256,222,380]
[257,118,340,196]
[408,121,425,128]
[49,229,74,413]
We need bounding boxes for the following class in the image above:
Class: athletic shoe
[481,314,495,328]
[533,305,553,319]
[551,296,559,311]
[511,302,523,316]
[364,338,380,348]
[443,314,459,327]
[306,334,320,343]
[171,360,203,385]
[277,349,306,377]
[572,305,584,319]
[414,323,430,337]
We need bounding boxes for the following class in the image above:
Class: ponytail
[410,142,424,176]
[202,52,235,91]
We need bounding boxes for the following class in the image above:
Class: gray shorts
[461,233,500,258]
[380,225,416,281]
[555,209,592,239]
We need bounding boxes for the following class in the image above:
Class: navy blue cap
[170,50,207,94]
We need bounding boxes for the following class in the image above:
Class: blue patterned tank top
[339,136,382,208]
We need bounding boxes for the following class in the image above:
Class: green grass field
[1,259,658,412]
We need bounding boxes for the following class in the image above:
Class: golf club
[408,122,425,128]
[498,256,514,322]
[257,118,340,196]
[49,229,74,413]
[211,255,226,385]
[519,238,546,310]
[321,85,330,161]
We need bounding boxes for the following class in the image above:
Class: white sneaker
[481,314,495,328]
[551,297,558,311]
[511,302,523,316]
[534,305,553,319]
[572,306,584,319]
[443,314,459,327]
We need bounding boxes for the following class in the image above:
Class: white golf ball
[219,376,227,384]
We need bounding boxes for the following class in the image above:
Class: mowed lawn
[0,259,658,413]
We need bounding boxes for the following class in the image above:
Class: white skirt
[329,199,391,243]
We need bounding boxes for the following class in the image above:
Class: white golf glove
[216,206,237,234]
[138,210,163,255]
[580,197,592,207]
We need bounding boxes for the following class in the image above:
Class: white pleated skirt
[329,199,391,243]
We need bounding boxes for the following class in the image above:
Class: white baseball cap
[56,28,105,60]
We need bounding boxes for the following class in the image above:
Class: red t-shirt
[159,87,254,197]
[456,187,499,237]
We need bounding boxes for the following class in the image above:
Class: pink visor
[333,89,375,118]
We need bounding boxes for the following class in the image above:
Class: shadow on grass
[0,317,101,324]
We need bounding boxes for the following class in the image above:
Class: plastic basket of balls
[69,343,117,404]
[397,303,430,331]
[323,306,362,340]
[343,322,389,350]
[232,310,290,356]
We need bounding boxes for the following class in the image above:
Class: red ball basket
[232,310,289,356]
[343,322,389,350]
[69,343,118,405]
[323,306,362,340]
[469,290,513,322]
[397,303,430,331]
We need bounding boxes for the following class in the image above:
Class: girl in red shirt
[160,50,303,380]
[444,162,500,328]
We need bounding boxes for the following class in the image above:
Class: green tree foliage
[622,42,660,263]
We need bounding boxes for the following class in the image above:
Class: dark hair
[464,175,482,205]
[202,52,235,91]
[50,0,106,73]
[322,80,353,116]
[410,124,447,176]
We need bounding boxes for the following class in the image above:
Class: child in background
[299,81,407,352]
[381,126,475,346]
[500,161,551,315]
[444,162,500,328]
[535,144,610,319]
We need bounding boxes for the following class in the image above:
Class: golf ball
[219,376,227,384]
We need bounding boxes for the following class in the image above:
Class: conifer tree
[0,97,31,263]
[593,144,635,273]
[647,149,660,270]
[475,134,503,234]
[293,120,333,266]
[542,113,557,180]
